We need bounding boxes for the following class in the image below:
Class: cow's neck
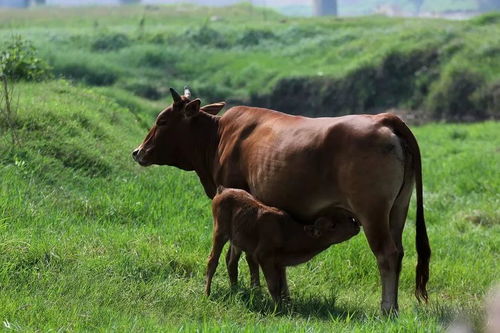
[190,114,220,199]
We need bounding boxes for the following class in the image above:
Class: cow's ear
[184,98,201,118]
[200,102,226,115]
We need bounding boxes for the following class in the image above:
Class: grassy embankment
[0,81,498,332]
[0,5,499,120]
[0,4,499,332]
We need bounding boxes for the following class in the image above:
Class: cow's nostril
[132,149,139,158]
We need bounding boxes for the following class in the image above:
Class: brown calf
[205,187,360,303]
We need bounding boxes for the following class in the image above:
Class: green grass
[0,4,499,331]
[1,4,499,119]
[0,80,498,331]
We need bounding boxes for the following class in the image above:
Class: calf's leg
[246,253,260,287]
[205,232,229,296]
[278,267,290,301]
[226,245,260,288]
[258,257,285,304]
[226,244,241,287]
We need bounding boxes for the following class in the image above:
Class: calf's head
[132,88,225,170]
[304,216,360,243]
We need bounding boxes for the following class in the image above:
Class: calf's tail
[216,185,226,195]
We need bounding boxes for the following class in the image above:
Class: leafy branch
[0,35,51,146]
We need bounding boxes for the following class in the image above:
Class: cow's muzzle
[132,148,139,160]
[132,148,151,166]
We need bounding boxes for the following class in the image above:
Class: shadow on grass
[210,286,365,322]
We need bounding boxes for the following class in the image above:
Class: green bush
[122,79,162,100]
[185,26,229,48]
[91,33,131,52]
[279,25,321,44]
[426,69,488,121]
[55,60,120,86]
[0,35,50,81]
[140,49,168,68]
[237,29,276,47]
[471,11,500,25]
[188,81,233,104]
[129,46,179,69]
[475,81,500,119]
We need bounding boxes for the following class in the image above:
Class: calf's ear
[200,102,226,115]
[184,98,201,118]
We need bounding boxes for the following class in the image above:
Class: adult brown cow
[132,88,431,314]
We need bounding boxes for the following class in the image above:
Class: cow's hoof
[381,302,399,317]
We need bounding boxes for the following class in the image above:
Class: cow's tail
[382,114,431,303]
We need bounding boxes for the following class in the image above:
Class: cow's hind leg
[388,164,414,305]
[360,209,401,315]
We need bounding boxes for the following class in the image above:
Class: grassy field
[0,4,499,332]
[0,80,498,331]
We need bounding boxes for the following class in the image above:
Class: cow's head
[132,87,225,170]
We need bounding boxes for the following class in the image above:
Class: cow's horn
[184,86,191,99]
[170,88,182,103]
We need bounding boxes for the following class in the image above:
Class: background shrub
[121,78,162,100]
[237,29,276,47]
[0,35,50,81]
[91,33,131,52]
[52,53,121,86]
[426,69,488,121]
[185,25,229,48]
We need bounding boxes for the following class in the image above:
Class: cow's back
[216,107,405,222]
